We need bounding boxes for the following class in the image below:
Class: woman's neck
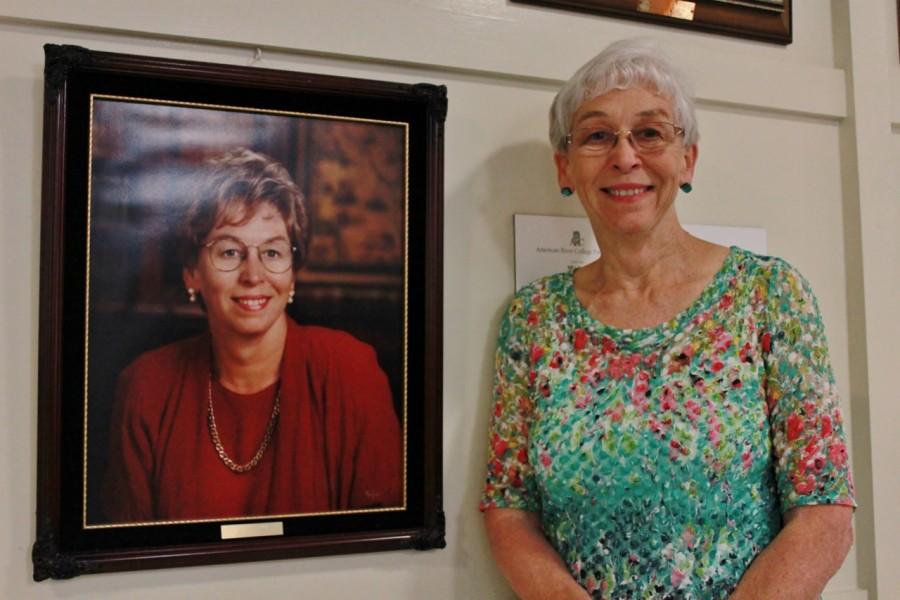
[209,315,287,394]
[589,225,701,292]
[575,226,729,329]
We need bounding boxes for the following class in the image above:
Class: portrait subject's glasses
[203,237,296,273]
[565,121,685,156]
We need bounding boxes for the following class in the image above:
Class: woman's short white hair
[549,38,699,152]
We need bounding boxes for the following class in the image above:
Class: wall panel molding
[2,2,846,120]
[892,71,900,126]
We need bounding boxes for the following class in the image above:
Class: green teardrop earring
[561,187,573,197]
[680,183,693,193]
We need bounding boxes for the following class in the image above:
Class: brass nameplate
[637,0,696,20]
[220,521,284,540]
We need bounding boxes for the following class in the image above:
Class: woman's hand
[729,504,854,599]
[484,507,591,600]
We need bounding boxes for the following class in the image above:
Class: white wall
[1,1,896,598]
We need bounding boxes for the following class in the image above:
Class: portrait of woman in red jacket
[101,148,402,523]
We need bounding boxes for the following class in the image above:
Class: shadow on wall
[443,139,579,599]
[476,140,584,275]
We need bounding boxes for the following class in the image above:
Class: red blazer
[101,318,402,523]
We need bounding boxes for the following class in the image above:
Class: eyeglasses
[202,237,296,273]
[565,121,685,155]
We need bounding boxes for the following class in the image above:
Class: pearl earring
[288,288,295,304]
[188,288,197,303]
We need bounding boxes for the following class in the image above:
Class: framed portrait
[33,44,445,579]
[511,0,792,44]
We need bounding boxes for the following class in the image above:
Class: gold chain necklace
[206,375,280,473]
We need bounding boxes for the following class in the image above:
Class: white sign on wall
[513,214,768,290]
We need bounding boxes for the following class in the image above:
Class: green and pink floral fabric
[480,247,855,599]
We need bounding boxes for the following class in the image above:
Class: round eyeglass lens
[258,240,293,273]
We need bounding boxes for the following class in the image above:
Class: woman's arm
[101,360,158,522]
[743,261,857,597]
[484,508,590,600]
[729,504,853,600]
[338,339,402,509]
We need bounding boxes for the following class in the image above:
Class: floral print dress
[480,247,855,599]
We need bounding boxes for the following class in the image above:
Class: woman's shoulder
[114,334,208,416]
[518,270,572,294]
[727,247,823,322]
[729,246,807,288]
[119,334,207,381]
[286,320,377,361]
[731,245,787,269]
[509,271,573,311]
[283,321,387,395]
[493,271,575,342]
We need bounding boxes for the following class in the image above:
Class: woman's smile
[234,295,272,311]
[603,183,654,201]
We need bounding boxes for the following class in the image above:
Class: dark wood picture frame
[512,0,792,45]
[33,44,446,580]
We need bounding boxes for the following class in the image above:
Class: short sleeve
[762,261,856,511]
[479,293,541,513]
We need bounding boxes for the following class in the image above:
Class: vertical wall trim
[842,0,900,598]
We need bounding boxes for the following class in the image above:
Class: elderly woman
[480,40,855,599]
[102,148,401,522]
